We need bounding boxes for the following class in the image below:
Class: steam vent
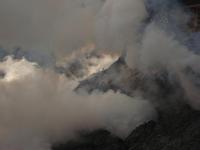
[182,0,200,31]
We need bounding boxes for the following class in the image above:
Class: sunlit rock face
[55,44,119,79]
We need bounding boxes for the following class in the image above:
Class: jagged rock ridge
[76,57,186,111]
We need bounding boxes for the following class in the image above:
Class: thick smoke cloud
[96,0,191,68]
[96,0,147,52]
[97,0,200,109]
[0,57,155,150]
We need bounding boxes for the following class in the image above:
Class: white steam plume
[96,0,147,59]
[0,57,155,150]
[96,0,200,109]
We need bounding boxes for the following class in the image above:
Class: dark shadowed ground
[52,105,200,150]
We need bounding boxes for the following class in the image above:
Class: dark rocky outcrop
[52,129,126,150]
[125,105,200,150]
[52,106,200,150]
[75,57,141,96]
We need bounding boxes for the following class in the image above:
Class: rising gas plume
[0,56,155,150]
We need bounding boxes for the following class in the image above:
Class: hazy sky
[0,0,103,56]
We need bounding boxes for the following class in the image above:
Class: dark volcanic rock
[125,106,200,150]
[52,129,126,150]
[181,0,200,6]
[52,106,200,150]
[75,57,141,96]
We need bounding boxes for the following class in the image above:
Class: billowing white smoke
[97,0,200,109]
[96,0,148,67]
[0,56,155,150]
[96,0,147,52]
[96,0,191,69]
